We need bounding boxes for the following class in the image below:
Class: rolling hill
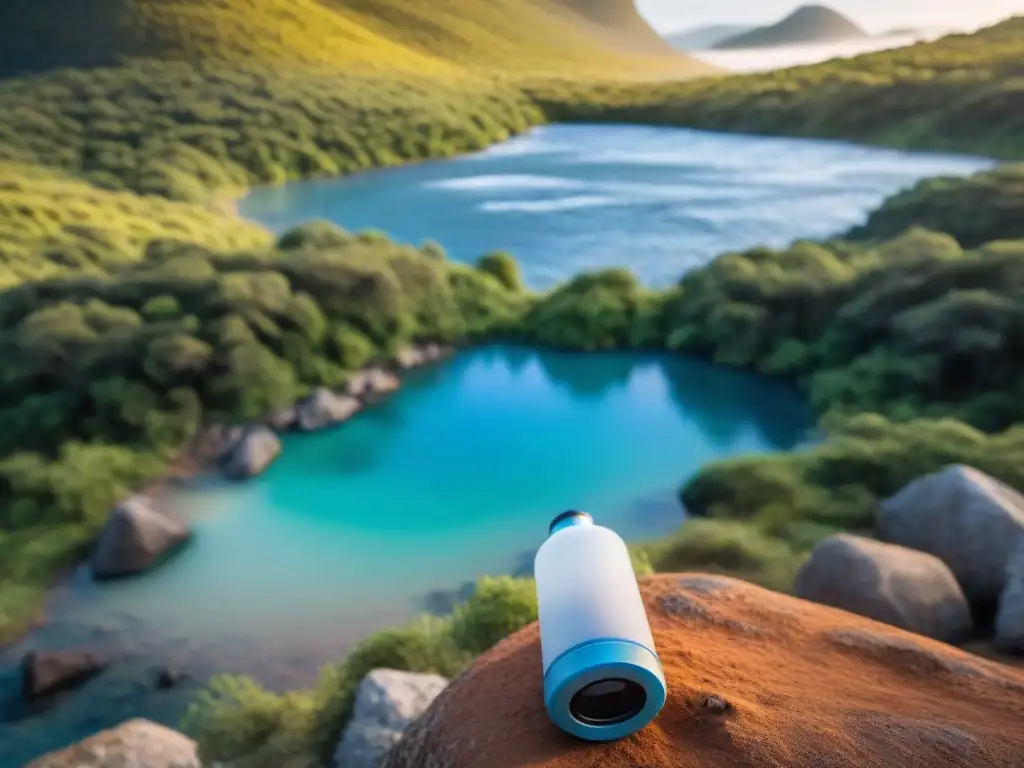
[0,0,708,79]
[666,24,755,51]
[714,4,868,49]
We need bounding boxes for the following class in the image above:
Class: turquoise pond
[7,348,811,679]
[0,125,993,763]
[1,348,812,764]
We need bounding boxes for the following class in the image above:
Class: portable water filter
[534,510,667,741]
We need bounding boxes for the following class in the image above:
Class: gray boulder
[422,344,453,363]
[267,405,297,431]
[297,387,361,432]
[91,497,191,579]
[795,534,973,642]
[396,346,426,370]
[396,345,453,370]
[995,542,1024,652]
[194,423,244,464]
[25,718,199,768]
[220,425,281,480]
[333,668,448,768]
[346,368,400,401]
[21,649,108,703]
[878,465,1024,608]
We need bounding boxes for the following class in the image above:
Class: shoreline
[0,345,458,657]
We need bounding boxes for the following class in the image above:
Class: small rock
[346,368,401,402]
[267,405,297,431]
[297,387,361,432]
[21,650,107,704]
[878,465,1024,610]
[795,534,973,643]
[24,719,199,768]
[91,497,191,580]
[703,694,732,713]
[220,425,282,480]
[334,668,448,768]
[396,347,425,370]
[155,665,186,690]
[429,344,454,362]
[194,424,244,463]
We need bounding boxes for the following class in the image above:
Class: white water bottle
[533,510,666,741]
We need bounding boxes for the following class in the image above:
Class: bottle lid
[549,510,593,535]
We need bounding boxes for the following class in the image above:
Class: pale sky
[638,0,1024,33]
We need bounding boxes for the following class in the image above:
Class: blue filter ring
[544,638,667,741]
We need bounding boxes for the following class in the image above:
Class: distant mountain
[713,5,868,50]
[666,24,754,51]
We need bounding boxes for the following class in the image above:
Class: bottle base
[543,638,667,741]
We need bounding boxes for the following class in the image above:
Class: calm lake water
[2,125,991,763]
[2,348,812,764]
[241,125,991,289]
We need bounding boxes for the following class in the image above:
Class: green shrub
[637,519,804,593]
[523,269,656,350]
[331,325,376,369]
[278,222,352,251]
[476,251,523,292]
[450,576,538,655]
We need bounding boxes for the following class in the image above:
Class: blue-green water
[2,124,991,763]
[241,124,992,289]
[5,349,810,678]
[1,348,810,764]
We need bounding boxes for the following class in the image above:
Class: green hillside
[713,4,868,49]
[0,162,270,288]
[0,0,703,79]
[536,16,1024,159]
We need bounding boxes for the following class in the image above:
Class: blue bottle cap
[543,639,667,741]
[548,510,593,535]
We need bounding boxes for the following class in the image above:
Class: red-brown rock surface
[383,574,1024,768]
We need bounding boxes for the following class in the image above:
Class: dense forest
[1,8,1023,768]
[536,16,1024,159]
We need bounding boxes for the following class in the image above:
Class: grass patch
[634,519,806,593]
[181,576,538,767]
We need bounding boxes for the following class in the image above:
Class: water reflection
[660,357,811,449]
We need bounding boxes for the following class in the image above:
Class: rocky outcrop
[334,669,449,768]
[795,534,972,643]
[21,649,107,703]
[383,574,1024,768]
[193,423,244,464]
[219,425,281,479]
[878,465,1024,609]
[396,344,452,370]
[297,387,361,432]
[346,368,401,403]
[267,405,297,431]
[25,719,199,768]
[90,497,191,579]
[996,542,1024,652]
